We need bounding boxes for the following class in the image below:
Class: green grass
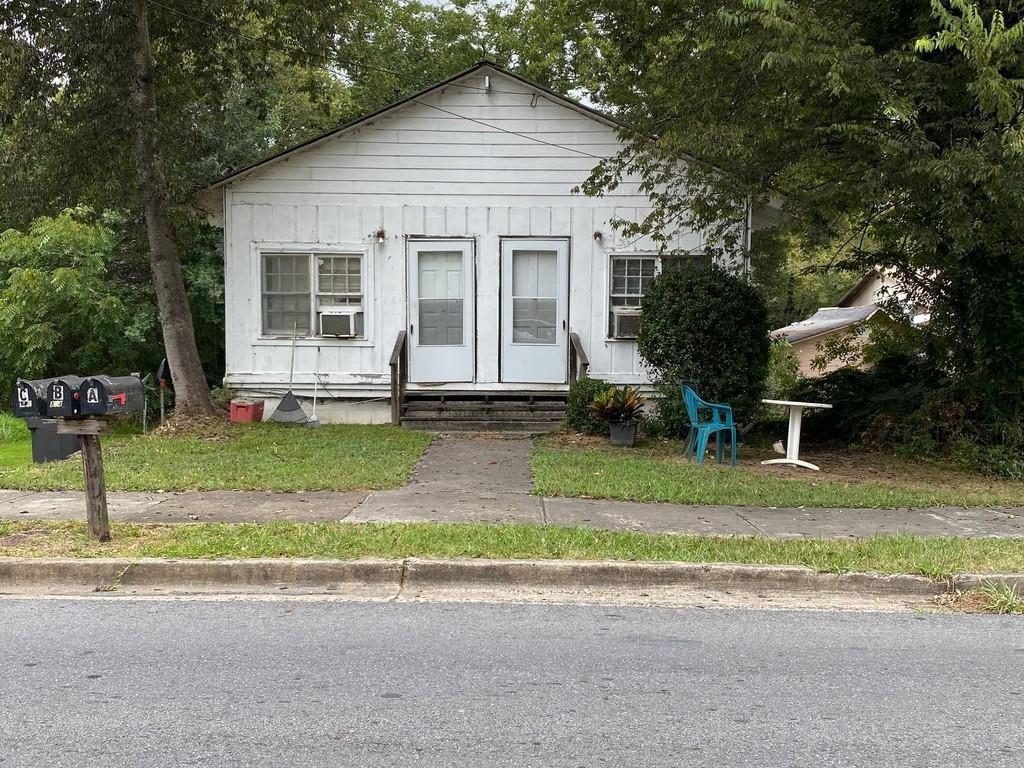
[1,520,1022,578]
[533,439,1024,509]
[979,582,1024,614]
[0,422,431,492]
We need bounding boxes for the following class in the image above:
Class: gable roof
[772,305,882,344]
[837,268,884,307]
[202,61,629,192]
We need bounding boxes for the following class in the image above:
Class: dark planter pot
[608,420,639,447]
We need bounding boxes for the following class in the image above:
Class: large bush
[638,264,771,423]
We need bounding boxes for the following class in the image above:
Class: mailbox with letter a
[79,375,145,417]
[46,376,85,418]
[12,377,57,418]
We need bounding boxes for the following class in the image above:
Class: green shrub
[954,441,1024,481]
[565,377,611,435]
[792,354,948,447]
[638,264,771,421]
[648,383,691,438]
[765,340,801,400]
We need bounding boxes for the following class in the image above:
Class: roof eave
[199,61,631,193]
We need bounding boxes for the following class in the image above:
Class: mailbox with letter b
[79,376,145,417]
[46,376,86,418]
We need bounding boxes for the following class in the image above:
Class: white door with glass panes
[408,240,475,383]
[500,239,569,383]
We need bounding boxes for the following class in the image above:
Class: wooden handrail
[569,332,589,383]
[389,330,408,425]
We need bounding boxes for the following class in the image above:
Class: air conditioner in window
[611,306,642,339]
[319,308,360,338]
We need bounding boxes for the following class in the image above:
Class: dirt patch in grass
[0,530,48,549]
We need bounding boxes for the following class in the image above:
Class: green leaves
[637,264,771,422]
[0,207,223,392]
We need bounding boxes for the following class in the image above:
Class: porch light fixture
[593,231,603,242]
[375,229,386,243]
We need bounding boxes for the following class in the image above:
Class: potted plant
[590,385,646,447]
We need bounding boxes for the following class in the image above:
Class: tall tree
[543,0,1024,431]
[131,0,215,416]
[1,0,352,416]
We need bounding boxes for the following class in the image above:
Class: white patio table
[761,399,833,471]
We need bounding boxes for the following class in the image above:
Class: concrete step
[401,418,563,432]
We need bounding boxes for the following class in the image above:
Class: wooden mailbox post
[57,418,111,542]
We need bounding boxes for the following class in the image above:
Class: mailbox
[46,376,85,418]
[79,375,145,417]
[12,377,57,418]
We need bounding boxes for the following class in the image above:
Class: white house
[200,62,754,427]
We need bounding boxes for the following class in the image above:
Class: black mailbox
[79,375,145,416]
[12,377,57,418]
[46,376,85,418]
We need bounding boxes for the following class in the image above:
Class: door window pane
[418,250,464,346]
[511,250,557,298]
[513,297,557,344]
[511,249,558,344]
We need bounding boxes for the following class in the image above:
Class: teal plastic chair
[681,385,737,466]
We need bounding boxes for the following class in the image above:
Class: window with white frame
[261,252,365,338]
[609,255,658,339]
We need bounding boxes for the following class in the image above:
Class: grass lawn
[0,418,431,492]
[0,520,1022,578]
[533,433,1024,509]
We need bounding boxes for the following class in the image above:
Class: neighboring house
[773,267,925,377]
[772,305,885,376]
[199,62,768,426]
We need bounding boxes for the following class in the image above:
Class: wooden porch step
[397,390,568,431]
[400,417,562,433]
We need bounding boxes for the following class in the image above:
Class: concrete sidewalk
[1,489,1023,539]
[3,434,1023,539]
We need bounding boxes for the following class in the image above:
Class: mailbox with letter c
[46,376,85,419]
[12,377,57,418]
[79,375,145,417]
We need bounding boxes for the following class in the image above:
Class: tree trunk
[130,0,219,419]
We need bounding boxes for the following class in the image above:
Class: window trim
[606,253,661,342]
[253,242,373,345]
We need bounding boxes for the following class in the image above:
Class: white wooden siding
[221,69,711,396]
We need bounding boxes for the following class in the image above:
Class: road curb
[2,556,1022,597]
[0,557,402,592]
[401,559,949,596]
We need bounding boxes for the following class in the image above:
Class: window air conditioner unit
[319,308,360,338]
[611,306,642,339]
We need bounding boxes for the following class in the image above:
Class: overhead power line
[411,100,606,159]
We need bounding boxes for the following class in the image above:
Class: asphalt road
[0,598,1021,767]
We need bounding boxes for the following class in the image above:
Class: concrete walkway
[2,435,1023,539]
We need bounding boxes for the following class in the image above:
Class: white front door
[408,240,475,383]
[500,239,569,384]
